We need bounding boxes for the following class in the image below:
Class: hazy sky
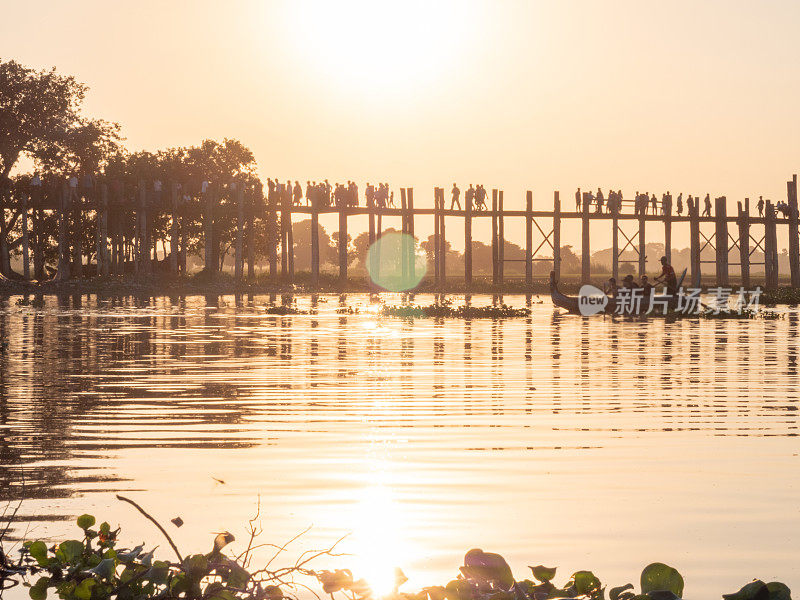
[3,0,799,249]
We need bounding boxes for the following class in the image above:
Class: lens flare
[366,232,427,292]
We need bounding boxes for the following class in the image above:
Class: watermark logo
[578,284,609,316]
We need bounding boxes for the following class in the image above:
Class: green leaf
[55,540,84,565]
[28,541,49,566]
[766,582,792,600]
[87,557,117,580]
[29,577,50,600]
[146,560,171,585]
[610,583,635,600]
[264,585,283,600]
[572,570,602,595]
[76,514,96,530]
[74,579,96,600]
[641,563,684,597]
[529,565,557,582]
[182,553,209,582]
[116,544,144,562]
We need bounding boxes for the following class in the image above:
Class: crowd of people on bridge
[575,188,721,217]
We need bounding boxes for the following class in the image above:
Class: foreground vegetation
[0,498,791,600]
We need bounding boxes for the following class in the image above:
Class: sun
[279,0,478,101]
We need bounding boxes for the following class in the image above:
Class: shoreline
[0,274,798,304]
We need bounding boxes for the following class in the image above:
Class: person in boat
[654,256,678,295]
[622,274,639,289]
[604,277,619,298]
[640,274,653,302]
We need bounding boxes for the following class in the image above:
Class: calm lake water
[0,294,798,598]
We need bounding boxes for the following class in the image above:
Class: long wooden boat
[549,269,687,315]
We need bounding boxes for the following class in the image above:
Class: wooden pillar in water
[21,193,30,280]
[279,192,288,278]
[407,188,415,281]
[141,182,151,274]
[433,188,440,285]
[581,193,590,283]
[286,202,294,284]
[440,188,447,288]
[338,201,347,284]
[611,195,619,281]
[400,189,408,281]
[497,190,504,285]
[690,198,701,287]
[204,185,214,275]
[235,185,244,281]
[525,191,532,286]
[368,194,376,288]
[738,199,750,288]
[464,188,473,288]
[553,191,561,278]
[664,198,672,265]
[57,183,70,280]
[310,192,320,287]
[787,174,799,287]
[764,201,779,289]
[246,189,255,279]
[170,183,179,274]
[638,206,646,277]
[73,187,83,278]
[491,189,498,285]
[99,183,109,276]
[715,197,729,286]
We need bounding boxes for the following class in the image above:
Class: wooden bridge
[14,175,800,290]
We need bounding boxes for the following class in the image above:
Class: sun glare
[280,1,477,100]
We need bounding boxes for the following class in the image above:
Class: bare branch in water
[115,495,183,563]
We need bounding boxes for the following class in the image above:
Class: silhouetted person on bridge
[595,188,604,213]
[703,193,712,217]
[575,187,581,211]
[651,194,658,215]
[451,183,461,210]
[676,193,683,215]
[758,196,765,217]
[475,185,488,210]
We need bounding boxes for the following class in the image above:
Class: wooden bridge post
[368,192,376,287]
[690,198,701,287]
[235,185,244,281]
[310,189,320,287]
[21,193,30,280]
[73,186,83,278]
[286,200,294,284]
[638,205,646,277]
[738,200,750,288]
[170,183,179,274]
[611,195,619,281]
[553,191,561,278]
[465,188,473,288]
[715,196,729,286]
[204,185,214,275]
[787,174,799,287]
[57,183,70,280]
[525,191,533,286]
[99,183,109,276]
[338,196,348,284]
[137,180,148,275]
[498,190,504,285]
[246,188,255,279]
[433,188,440,285]
[491,189,498,285]
[764,200,779,289]
[400,188,408,281]
[581,192,590,283]
[32,196,43,280]
[664,197,672,265]
[440,188,447,288]
[407,188,415,280]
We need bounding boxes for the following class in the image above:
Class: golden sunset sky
[3,0,799,249]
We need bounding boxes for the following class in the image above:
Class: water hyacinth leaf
[116,544,144,562]
[27,541,48,566]
[463,549,515,590]
[76,514,96,530]
[264,585,283,600]
[213,532,235,553]
[87,558,116,580]
[74,578,96,600]
[146,560,170,585]
[316,569,353,594]
[640,563,684,597]
[572,571,602,595]
[28,577,50,600]
[723,580,770,600]
[138,547,156,567]
[56,540,84,565]
[610,583,635,600]
[183,554,209,581]
[765,582,792,600]
[646,592,682,600]
[529,565,557,582]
